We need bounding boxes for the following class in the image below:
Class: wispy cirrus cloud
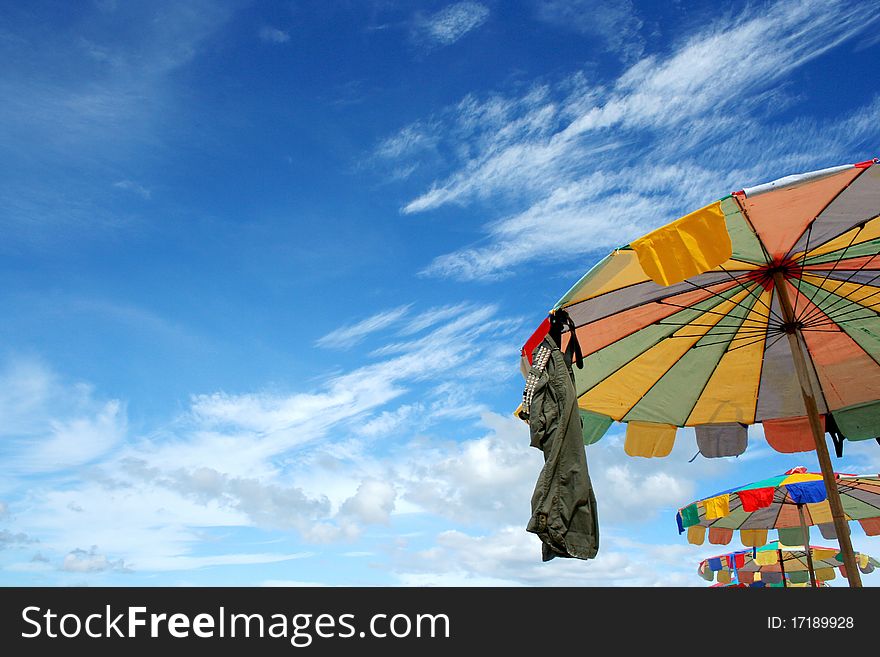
[383,0,880,281]
[113,179,151,199]
[0,358,127,474]
[414,2,490,47]
[315,305,412,349]
[259,26,290,43]
[534,0,645,62]
[0,1,234,242]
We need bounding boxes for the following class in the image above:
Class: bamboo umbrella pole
[772,272,862,587]
[796,503,818,588]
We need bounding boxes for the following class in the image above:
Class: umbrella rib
[805,295,880,326]
[803,308,880,330]
[658,322,770,331]
[655,298,765,324]
[729,330,784,354]
[792,223,813,318]
[798,328,852,333]
[781,164,872,263]
[667,330,766,338]
[796,212,880,267]
[679,278,770,322]
[690,331,774,351]
[730,192,781,271]
[801,307,880,332]
[716,264,786,324]
[803,268,880,324]
[797,256,880,327]
[801,253,880,322]
[794,225,866,325]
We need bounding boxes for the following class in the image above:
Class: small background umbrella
[698,540,878,587]
[677,467,880,586]
[521,159,880,585]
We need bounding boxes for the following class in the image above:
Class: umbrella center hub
[750,258,803,289]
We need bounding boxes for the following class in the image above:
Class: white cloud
[0,358,126,473]
[0,302,528,576]
[375,123,439,161]
[399,411,539,526]
[389,527,693,586]
[112,179,151,199]
[315,305,411,348]
[134,551,313,572]
[2,1,234,242]
[534,0,644,61]
[0,529,34,549]
[339,479,396,525]
[259,26,290,43]
[262,579,328,587]
[416,2,490,47]
[63,546,128,573]
[384,0,880,280]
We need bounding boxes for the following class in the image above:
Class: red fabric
[734,553,746,569]
[763,416,825,453]
[737,487,774,512]
[859,517,880,536]
[521,317,550,363]
[854,159,876,168]
[708,527,733,545]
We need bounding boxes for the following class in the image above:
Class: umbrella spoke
[679,278,775,324]
[793,223,813,318]
[716,264,787,325]
[806,297,880,326]
[794,225,867,325]
[813,276,880,321]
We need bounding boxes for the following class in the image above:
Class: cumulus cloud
[119,461,333,533]
[63,546,128,573]
[389,526,702,587]
[0,529,35,549]
[339,479,397,525]
[0,302,528,575]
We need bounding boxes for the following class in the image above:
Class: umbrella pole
[772,272,862,587]
[797,503,818,588]
[778,548,788,588]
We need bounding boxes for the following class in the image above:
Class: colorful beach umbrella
[676,468,880,539]
[676,468,880,586]
[520,159,880,586]
[698,541,878,587]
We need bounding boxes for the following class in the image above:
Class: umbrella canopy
[521,159,880,586]
[675,468,880,545]
[698,541,878,587]
[522,159,880,442]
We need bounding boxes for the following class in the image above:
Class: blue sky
[2,0,880,586]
